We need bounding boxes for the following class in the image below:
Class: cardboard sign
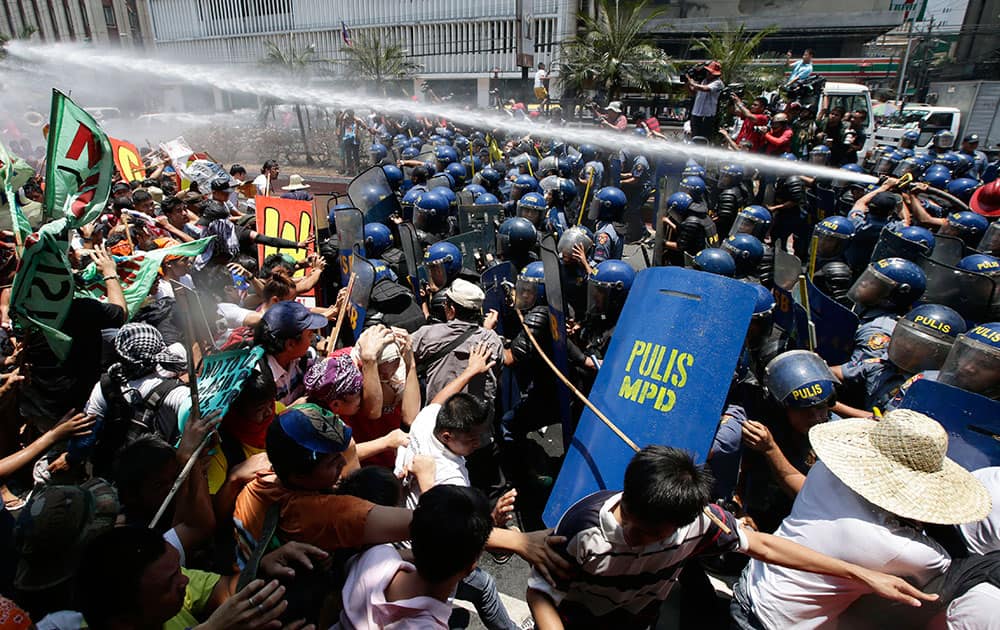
[109,137,145,183]
[544,268,756,525]
[255,195,315,299]
[196,347,266,421]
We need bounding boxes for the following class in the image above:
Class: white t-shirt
[253,173,271,196]
[691,78,724,117]
[959,467,1000,555]
[534,69,548,88]
[745,462,951,630]
[338,544,452,629]
[394,403,470,509]
[944,467,1000,630]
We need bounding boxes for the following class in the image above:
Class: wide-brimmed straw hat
[809,409,991,525]
[281,174,310,191]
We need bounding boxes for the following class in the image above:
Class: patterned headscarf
[304,351,363,405]
[111,323,186,380]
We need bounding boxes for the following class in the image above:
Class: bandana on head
[194,219,240,271]
[112,323,186,379]
[304,351,363,405]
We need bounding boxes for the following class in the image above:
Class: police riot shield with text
[481,262,515,337]
[807,184,837,222]
[771,285,809,351]
[334,208,366,286]
[795,278,860,364]
[540,233,573,445]
[347,166,401,225]
[544,268,757,526]
[347,255,375,342]
[896,378,1000,469]
[919,256,997,323]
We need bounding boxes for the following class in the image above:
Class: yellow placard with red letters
[109,137,145,182]
[254,195,315,298]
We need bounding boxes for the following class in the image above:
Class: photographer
[685,60,725,141]
[762,113,793,155]
[727,95,769,153]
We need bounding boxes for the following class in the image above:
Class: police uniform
[593,221,624,263]
[839,357,908,411]
[545,206,570,238]
[713,183,748,238]
[674,203,719,260]
[846,312,897,364]
[771,176,808,258]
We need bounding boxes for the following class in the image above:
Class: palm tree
[338,31,421,96]
[558,0,674,101]
[261,40,317,164]
[692,24,781,95]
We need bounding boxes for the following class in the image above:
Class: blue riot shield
[896,378,1000,470]
[771,285,809,350]
[481,262,515,337]
[334,208,365,286]
[348,167,401,225]
[347,255,375,341]
[607,155,622,188]
[539,233,573,445]
[792,278,860,364]
[919,256,997,323]
[397,223,423,300]
[810,184,837,221]
[544,268,757,525]
[871,227,933,263]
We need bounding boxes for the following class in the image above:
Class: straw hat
[809,409,991,525]
[281,174,310,191]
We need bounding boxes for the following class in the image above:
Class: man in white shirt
[686,60,724,141]
[253,159,280,197]
[533,63,549,112]
[733,410,992,630]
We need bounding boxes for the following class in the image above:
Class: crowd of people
[0,55,999,630]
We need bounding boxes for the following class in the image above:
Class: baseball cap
[444,278,485,310]
[870,192,899,213]
[606,101,622,113]
[963,134,980,144]
[211,177,235,193]
[196,200,231,226]
[14,479,119,591]
[178,190,205,204]
[262,300,328,340]
[277,403,352,455]
[111,181,131,195]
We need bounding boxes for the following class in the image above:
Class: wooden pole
[577,171,594,226]
[326,273,356,356]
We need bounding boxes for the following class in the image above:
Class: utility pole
[896,17,914,103]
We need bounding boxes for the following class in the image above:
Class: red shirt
[763,127,793,155]
[736,113,769,152]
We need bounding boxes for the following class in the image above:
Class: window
[77,0,90,37]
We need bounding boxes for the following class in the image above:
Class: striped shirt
[528,491,747,618]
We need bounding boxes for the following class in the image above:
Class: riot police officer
[730,205,772,240]
[496,217,538,272]
[591,187,628,263]
[939,322,1000,399]
[692,248,736,277]
[811,216,856,305]
[770,165,809,259]
[722,234,766,281]
[541,177,576,237]
[714,164,748,237]
[940,211,990,248]
[557,226,594,319]
[662,191,719,266]
[844,257,927,364]
[413,189,452,246]
[423,240,464,323]
[505,174,539,218]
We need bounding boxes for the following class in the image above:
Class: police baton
[513,308,732,535]
[797,275,817,352]
[577,170,594,226]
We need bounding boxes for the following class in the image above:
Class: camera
[721,83,744,101]
[786,74,826,102]
[681,63,709,83]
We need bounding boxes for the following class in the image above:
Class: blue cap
[262,301,328,340]
[277,403,352,455]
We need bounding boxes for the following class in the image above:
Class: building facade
[0,0,155,47]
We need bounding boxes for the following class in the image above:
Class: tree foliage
[339,31,421,94]
[692,24,782,94]
[559,0,674,99]
[261,41,317,163]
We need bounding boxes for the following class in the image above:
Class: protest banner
[10,223,74,359]
[254,195,316,305]
[43,90,114,228]
[109,137,145,183]
[196,346,267,421]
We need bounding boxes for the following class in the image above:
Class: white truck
[821,82,877,159]
[873,105,962,151]
[928,80,1000,150]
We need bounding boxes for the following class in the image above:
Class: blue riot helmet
[882,225,937,261]
[780,152,798,162]
[382,164,404,191]
[368,143,388,164]
[512,153,538,175]
[764,350,837,409]
[939,322,1000,398]
[748,283,777,347]
[435,145,459,168]
[587,260,636,320]
[722,234,765,278]
[460,155,482,179]
[401,146,420,161]
[900,129,920,149]
[848,257,926,311]
[873,149,901,176]
[454,135,470,153]
[538,155,560,177]
[887,304,967,374]
[940,211,990,247]
[400,188,423,221]
[444,162,467,186]
[515,261,547,310]
[424,241,463,288]
[840,163,865,175]
[557,156,580,179]
[478,167,502,190]
[730,205,772,240]
[935,151,961,174]
[953,153,975,179]
[392,133,408,149]
[679,176,707,202]
[498,217,538,261]
[897,147,916,160]
[436,186,458,213]
[957,253,1000,280]
[809,144,832,166]
[812,215,856,259]
[557,226,594,264]
[371,259,399,284]
[592,186,629,221]
[462,183,487,202]
[681,164,706,180]
[922,164,952,190]
[516,192,547,227]
[692,248,736,277]
[893,157,922,178]
[427,134,443,146]
[932,129,956,152]
[578,144,597,164]
[413,189,451,233]
[475,193,500,205]
[542,176,577,206]
[633,126,648,137]
[363,222,393,258]
[439,128,455,141]
[511,174,538,202]
[407,136,424,149]
[718,163,745,188]
[947,178,980,204]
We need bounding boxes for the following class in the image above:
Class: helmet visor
[939,335,1000,399]
[515,277,543,310]
[847,266,900,308]
[730,214,767,240]
[887,318,957,374]
[979,222,1000,257]
[518,205,543,227]
[426,259,449,289]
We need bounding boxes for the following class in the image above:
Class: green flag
[76,237,213,317]
[43,89,114,228]
[10,221,74,360]
[0,141,31,241]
